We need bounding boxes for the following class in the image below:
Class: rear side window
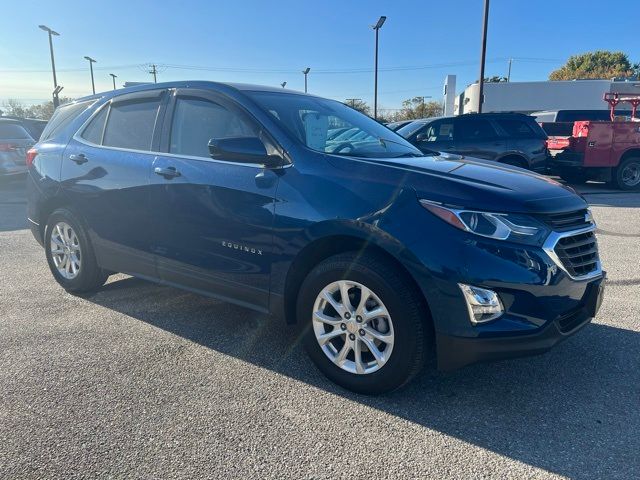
[169,96,255,158]
[0,123,31,139]
[455,118,497,141]
[41,100,94,141]
[80,106,109,145]
[496,118,537,138]
[420,120,454,142]
[103,98,161,151]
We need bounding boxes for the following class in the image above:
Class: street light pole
[372,16,386,120]
[84,56,97,94]
[39,25,60,107]
[302,68,310,93]
[477,0,490,113]
[109,73,118,90]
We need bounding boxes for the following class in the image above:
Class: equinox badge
[222,241,263,255]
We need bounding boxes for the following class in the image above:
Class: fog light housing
[458,284,504,325]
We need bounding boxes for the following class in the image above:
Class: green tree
[0,97,73,120]
[344,98,371,116]
[399,97,443,120]
[549,51,634,80]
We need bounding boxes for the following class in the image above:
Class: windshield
[247,91,424,158]
[397,120,428,138]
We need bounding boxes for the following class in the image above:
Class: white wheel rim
[312,280,394,375]
[50,222,81,280]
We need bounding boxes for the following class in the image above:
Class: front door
[148,88,279,311]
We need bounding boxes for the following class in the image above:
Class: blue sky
[1,0,638,110]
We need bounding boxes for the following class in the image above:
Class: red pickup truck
[549,93,640,190]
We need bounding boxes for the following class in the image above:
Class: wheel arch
[496,153,529,168]
[619,148,640,164]
[281,230,434,336]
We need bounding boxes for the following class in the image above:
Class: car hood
[361,154,587,214]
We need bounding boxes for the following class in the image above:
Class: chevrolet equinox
[27,82,605,394]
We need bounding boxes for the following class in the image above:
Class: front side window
[102,98,161,151]
[169,96,255,158]
[455,118,497,141]
[419,120,454,142]
[247,91,424,158]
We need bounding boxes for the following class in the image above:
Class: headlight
[420,200,550,246]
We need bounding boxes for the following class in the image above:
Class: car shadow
[90,276,638,480]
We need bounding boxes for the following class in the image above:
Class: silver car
[0,119,35,179]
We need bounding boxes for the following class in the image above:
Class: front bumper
[436,277,605,370]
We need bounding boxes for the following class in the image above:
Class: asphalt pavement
[0,178,638,479]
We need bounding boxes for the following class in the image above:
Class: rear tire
[614,157,640,190]
[44,208,109,294]
[297,252,430,395]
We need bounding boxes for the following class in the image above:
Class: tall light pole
[372,16,386,120]
[38,25,60,107]
[84,56,97,94]
[302,68,310,93]
[109,73,118,90]
[507,57,513,82]
[477,0,490,113]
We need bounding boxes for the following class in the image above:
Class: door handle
[154,166,181,179]
[69,153,88,165]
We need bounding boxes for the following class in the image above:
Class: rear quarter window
[40,100,95,141]
[496,118,537,138]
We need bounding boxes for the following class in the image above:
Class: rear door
[148,88,279,311]
[494,116,548,171]
[61,89,168,277]
[452,116,505,160]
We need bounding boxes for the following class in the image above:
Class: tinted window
[455,118,497,141]
[80,106,108,145]
[41,100,94,141]
[169,97,255,158]
[0,123,32,139]
[419,120,454,142]
[103,98,161,151]
[496,118,536,138]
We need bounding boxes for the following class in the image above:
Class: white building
[454,79,640,115]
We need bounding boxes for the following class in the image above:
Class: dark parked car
[27,82,604,394]
[1,116,48,140]
[398,113,549,172]
[0,118,35,180]
[385,120,413,131]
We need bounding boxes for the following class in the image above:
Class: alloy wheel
[50,222,82,279]
[312,280,394,375]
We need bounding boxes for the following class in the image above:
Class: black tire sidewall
[298,254,427,395]
[615,158,640,191]
[44,209,104,293]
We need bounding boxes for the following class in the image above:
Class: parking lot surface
[1,180,638,479]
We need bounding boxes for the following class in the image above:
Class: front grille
[554,230,599,278]
[540,209,591,232]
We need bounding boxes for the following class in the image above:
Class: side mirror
[416,133,428,142]
[208,137,283,168]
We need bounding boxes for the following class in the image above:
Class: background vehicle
[533,109,633,137]
[0,118,35,180]
[27,82,603,394]
[398,112,549,171]
[550,93,640,190]
[0,116,48,140]
[385,120,413,131]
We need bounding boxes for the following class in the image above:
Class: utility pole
[149,64,158,83]
[507,58,513,82]
[372,16,386,120]
[477,0,490,113]
[345,98,362,108]
[302,68,310,93]
[84,56,97,94]
[39,25,60,107]
[109,73,118,90]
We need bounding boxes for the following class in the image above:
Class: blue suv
[27,82,605,394]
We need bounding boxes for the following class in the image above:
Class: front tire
[297,252,430,394]
[44,208,109,294]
